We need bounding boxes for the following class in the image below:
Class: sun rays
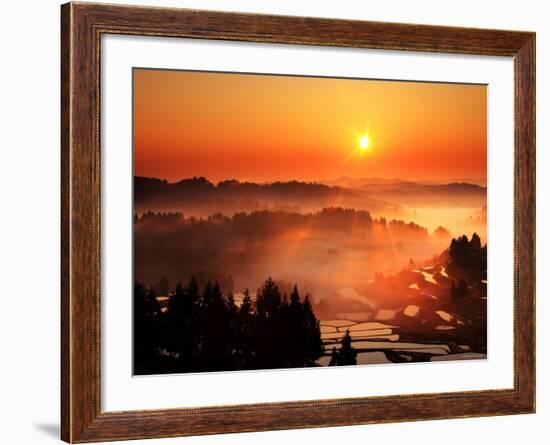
[343,127,374,162]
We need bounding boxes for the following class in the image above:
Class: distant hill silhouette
[321,177,486,208]
[323,176,486,187]
[134,176,404,217]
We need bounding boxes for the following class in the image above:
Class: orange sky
[133,68,486,184]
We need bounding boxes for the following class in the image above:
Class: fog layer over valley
[135,207,451,300]
[135,176,486,303]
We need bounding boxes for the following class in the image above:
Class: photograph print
[133,69,487,375]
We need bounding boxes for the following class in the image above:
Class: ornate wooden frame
[61,2,536,442]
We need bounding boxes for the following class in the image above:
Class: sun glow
[359,134,370,152]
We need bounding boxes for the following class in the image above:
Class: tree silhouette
[457,279,469,300]
[450,280,458,302]
[165,277,201,369]
[155,277,170,296]
[449,233,486,271]
[256,277,281,318]
[133,283,161,373]
[255,278,285,367]
[237,288,255,364]
[328,347,339,366]
[134,276,325,374]
[338,330,357,366]
[450,278,469,303]
[470,232,482,251]
[286,285,304,364]
[302,295,324,362]
[201,282,232,370]
[450,235,470,266]
[328,330,357,366]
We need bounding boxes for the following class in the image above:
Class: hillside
[134,176,404,217]
[323,177,487,208]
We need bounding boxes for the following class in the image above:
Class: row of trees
[448,233,487,302]
[134,277,325,374]
[152,273,235,298]
[134,207,430,238]
[449,233,485,269]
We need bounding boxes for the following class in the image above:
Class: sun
[359,134,370,151]
[344,130,373,161]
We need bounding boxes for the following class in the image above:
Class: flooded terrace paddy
[318,319,485,366]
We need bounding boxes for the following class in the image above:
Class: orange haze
[134,69,486,184]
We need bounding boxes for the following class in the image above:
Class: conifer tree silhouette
[338,330,357,366]
[134,276,325,374]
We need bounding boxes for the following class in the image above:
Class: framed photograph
[61,2,535,442]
